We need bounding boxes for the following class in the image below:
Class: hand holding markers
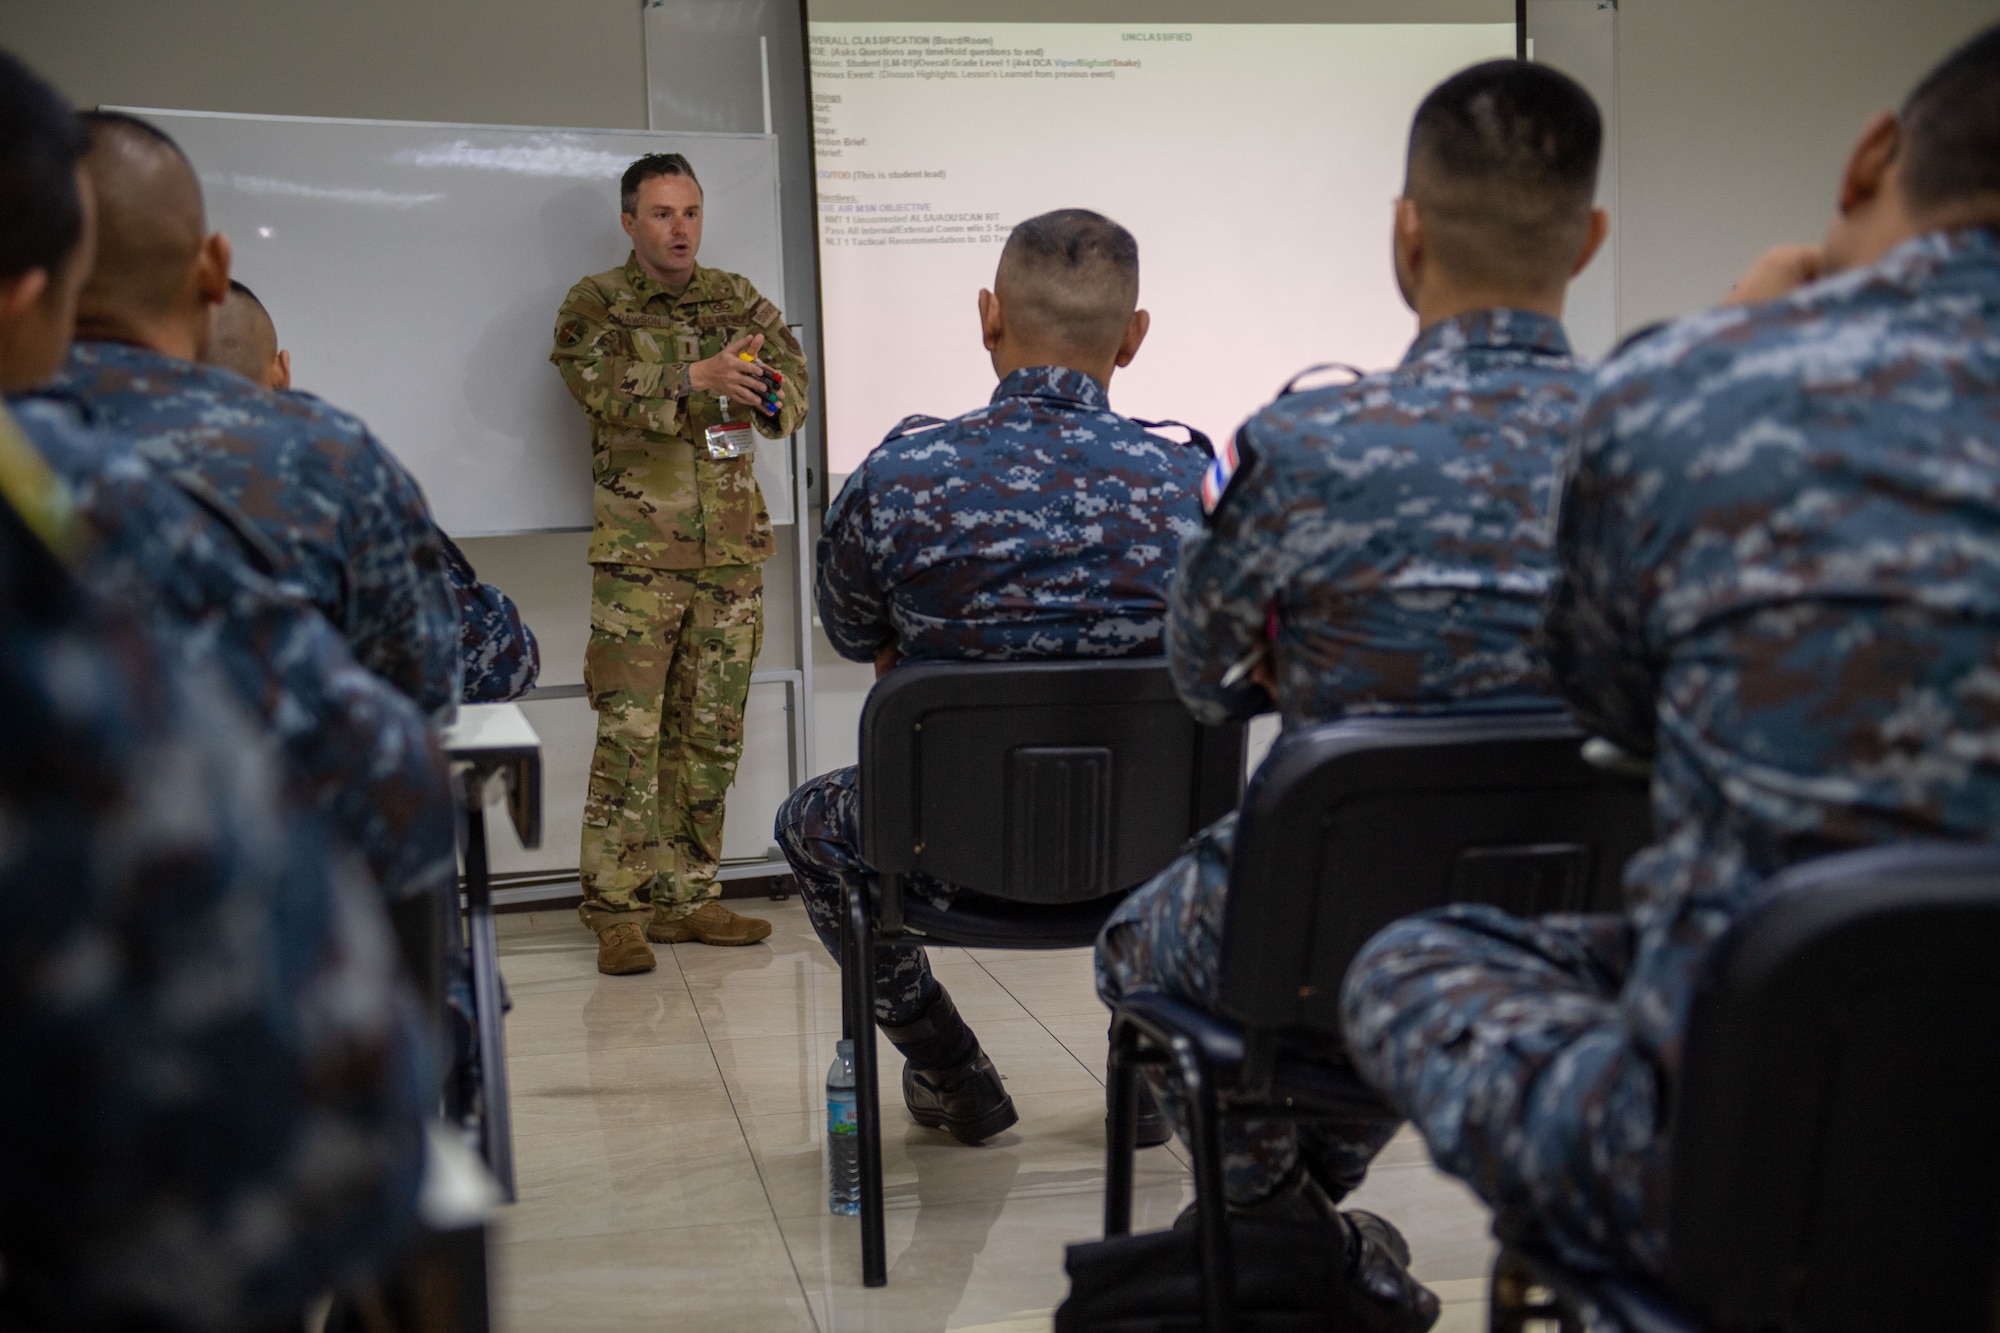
[690,332,786,416]
[738,351,785,417]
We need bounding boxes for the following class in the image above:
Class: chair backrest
[858,659,1246,904]
[1219,710,1652,1035]
[1664,842,2000,1333]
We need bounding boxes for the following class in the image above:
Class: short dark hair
[621,152,700,214]
[79,107,187,161]
[997,209,1140,354]
[228,277,264,307]
[1407,60,1603,289]
[0,49,85,281]
[1900,22,2000,213]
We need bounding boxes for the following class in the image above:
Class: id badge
[704,420,754,460]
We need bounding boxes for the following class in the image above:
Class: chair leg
[462,802,515,1203]
[845,881,888,1287]
[837,891,853,1042]
[1103,1017,1140,1237]
[1172,1034,1234,1333]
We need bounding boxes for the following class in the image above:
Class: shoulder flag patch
[1200,431,1242,515]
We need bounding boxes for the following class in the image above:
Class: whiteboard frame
[112,105,787,537]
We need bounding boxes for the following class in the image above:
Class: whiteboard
[117,109,785,536]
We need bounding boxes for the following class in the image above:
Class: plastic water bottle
[826,1038,860,1215]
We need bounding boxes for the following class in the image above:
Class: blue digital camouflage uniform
[441,531,541,702]
[9,392,457,918]
[44,340,462,716]
[1342,228,2000,1277]
[1096,309,1587,1204]
[0,403,429,1330]
[777,365,1206,1022]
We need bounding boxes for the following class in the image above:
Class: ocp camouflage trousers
[774,764,961,1025]
[578,562,761,930]
[1341,905,1662,1276]
[1096,812,1400,1206]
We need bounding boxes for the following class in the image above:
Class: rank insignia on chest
[677,334,701,361]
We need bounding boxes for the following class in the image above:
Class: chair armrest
[1580,737,1653,783]
[1111,993,1393,1119]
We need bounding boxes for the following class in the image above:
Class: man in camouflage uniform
[776,209,1205,1144]
[551,151,808,974]
[206,277,542,702]
[1342,26,2000,1280]
[0,52,428,1327]
[1094,63,1610,1328]
[13,393,460,924]
[47,112,462,718]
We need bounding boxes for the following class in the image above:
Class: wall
[1611,0,1999,332]
[0,0,647,129]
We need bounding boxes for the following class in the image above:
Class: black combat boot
[881,986,1018,1145]
[1337,1210,1442,1333]
[1174,1171,1440,1333]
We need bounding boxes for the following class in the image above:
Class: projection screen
[805,0,1518,477]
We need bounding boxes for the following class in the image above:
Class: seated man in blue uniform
[1095,60,1609,1329]
[41,110,462,717]
[0,50,429,1329]
[206,277,542,702]
[1342,24,2000,1284]
[776,209,1205,1145]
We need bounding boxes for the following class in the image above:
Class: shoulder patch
[555,316,587,348]
[1201,427,1257,523]
[748,297,781,327]
[0,406,77,560]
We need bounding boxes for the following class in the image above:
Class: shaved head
[994,210,1139,359]
[1405,61,1602,291]
[76,111,211,332]
[208,279,278,385]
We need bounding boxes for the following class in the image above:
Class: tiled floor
[492,899,1498,1332]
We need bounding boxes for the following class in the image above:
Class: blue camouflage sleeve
[815,467,896,663]
[1165,431,1288,724]
[0,479,429,1328]
[1541,386,1660,758]
[339,437,464,715]
[439,532,540,702]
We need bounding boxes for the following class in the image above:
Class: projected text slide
[808,21,1514,475]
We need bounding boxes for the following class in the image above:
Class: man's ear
[0,268,51,330]
[1114,308,1150,368]
[978,287,1004,352]
[1838,110,1901,219]
[270,347,292,391]
[1572,207,1611,278]
[620,210,638,241]
[195,232,231,306]
[1392,196,1426,312]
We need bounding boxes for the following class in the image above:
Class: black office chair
[1489,841,2000,1333]
[842,658,1247,1286]
[1103,709,1654,1333]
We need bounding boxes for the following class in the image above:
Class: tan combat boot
[645,901,773,946]
[596,922,657,975]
